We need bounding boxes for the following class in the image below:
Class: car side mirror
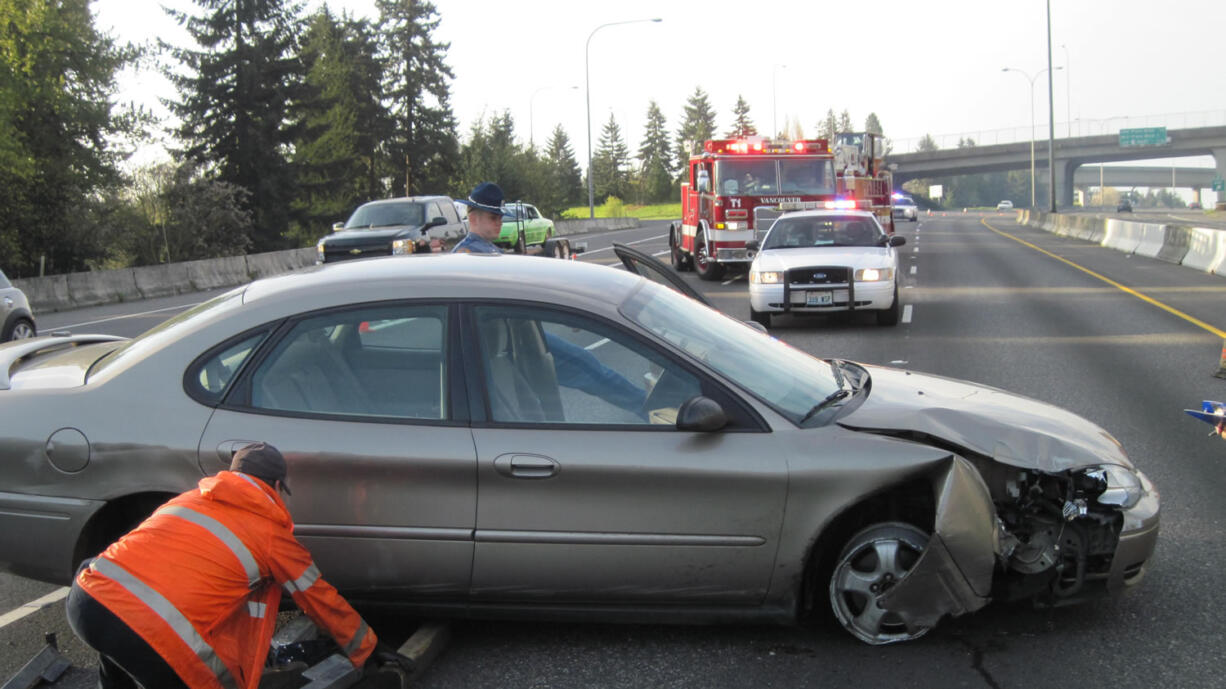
[332,222,344,231]
[676,395,728,432]
[888,235,906,247]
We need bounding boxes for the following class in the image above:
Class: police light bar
[704,138,829,155]
[824,200,857,210]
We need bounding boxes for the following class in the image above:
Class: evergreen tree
[0,0,142,275]
[376,0,459,197]
[290,8,391,245]
[593,113,631,202]
[837,109,853,133]
[916,134,939,152]
[165,0,305,252]
[674,86,717,173]
[865,113,883,135]
[817,109,838,140]
[638,101,673,203]
[539,125,582,217]
[726,95,757,138]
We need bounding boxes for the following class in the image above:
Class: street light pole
[772,64,787,138]
[1046,0,1056,212]
[1003,65,1060,208]
[530,85,577,149]
[586,18,662,219]
[1060,43,1071,139]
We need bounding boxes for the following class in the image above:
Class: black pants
[65,580,190,689]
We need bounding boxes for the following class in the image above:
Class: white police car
[747,210,905,328]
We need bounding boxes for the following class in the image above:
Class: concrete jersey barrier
[1155,226,1193,265]
[14,218,643,313]
[1181,228,1226,275]
[1132,224,1168,258]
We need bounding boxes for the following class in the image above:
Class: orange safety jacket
[77,471,377,689]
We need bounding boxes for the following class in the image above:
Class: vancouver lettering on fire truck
[668,132,895,280]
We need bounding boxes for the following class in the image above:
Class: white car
[996,200,1014,211]
[748,210,906,328]
[891,195,919,221]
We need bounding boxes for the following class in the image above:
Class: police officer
[452,182,508,254]
[66,442,408,689]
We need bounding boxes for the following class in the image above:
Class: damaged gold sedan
[0,250,1157,645]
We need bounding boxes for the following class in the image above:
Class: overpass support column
[1215,148,1226,206]
[1059,160,1078,210]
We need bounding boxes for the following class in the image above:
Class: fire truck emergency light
[825,200,857,210]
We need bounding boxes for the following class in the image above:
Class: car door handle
[493,454,559,479]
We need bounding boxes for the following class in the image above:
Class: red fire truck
[669,133,894,280]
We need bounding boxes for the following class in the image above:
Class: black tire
[3,317,35,341]
[750,308,771,329]
[828,522,932,645]
[693,232,725,281]
[876,286,900,326]
[670,229,691,271]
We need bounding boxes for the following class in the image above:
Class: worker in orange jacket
[66,442,399,688]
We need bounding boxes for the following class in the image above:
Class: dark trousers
[66,580,190,689]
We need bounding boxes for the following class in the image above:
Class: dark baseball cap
[230,442,291,495]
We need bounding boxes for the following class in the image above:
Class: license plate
[806,291,833,306]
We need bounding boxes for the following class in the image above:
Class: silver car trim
[475,530,766,546]
[91,557,241,689]
[295,524,474,541]
[0,334,126,390]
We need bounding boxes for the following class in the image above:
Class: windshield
[621,281,843,424]
[762,215,885,250]
[895,198,915,207]
[344,202,425,229]
[713,158,834,196]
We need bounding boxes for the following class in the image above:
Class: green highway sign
[1213,176,1225,192]
[1119,127,1168,147]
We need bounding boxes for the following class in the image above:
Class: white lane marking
[0,587,69,630]
[909,266,917,275]
[585,337,610,351]
[57,303,202,331]
[652,250,669,257]
[721,274,746,285]
[902,304,913,324]
[581,233,669,255]
[912,247,919,253]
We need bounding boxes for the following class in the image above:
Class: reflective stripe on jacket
[77,471,377,689]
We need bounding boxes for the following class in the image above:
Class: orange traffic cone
[1216,340,1226,379]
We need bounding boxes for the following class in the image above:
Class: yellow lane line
[981,218,1226,339]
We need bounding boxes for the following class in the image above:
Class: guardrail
[1019,211,1226,277]
[12,218,641,313]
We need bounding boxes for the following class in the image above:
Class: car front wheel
[829,521,932,645]
[749,308,771,329]
[4,317,35,341]
[877,287,900,326]
[693,233,724,281]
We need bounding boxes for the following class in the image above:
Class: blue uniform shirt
[451,233,501,254]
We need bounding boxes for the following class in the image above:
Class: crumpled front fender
[877,455,997,629]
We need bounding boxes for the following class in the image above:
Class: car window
[0,269,10,289]
[526,205,540,219]
[441,200,460,224]
[249,304,448,420]
[474,305,701,426]
[763,216,883,249]
[621,281,842,424]
[190,332,268,403]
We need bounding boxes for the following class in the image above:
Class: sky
[91,0,1224,200]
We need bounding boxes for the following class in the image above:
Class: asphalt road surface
[4,214,1226,688]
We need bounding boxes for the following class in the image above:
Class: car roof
[242,254,643,311]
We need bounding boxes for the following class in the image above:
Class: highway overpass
[889,126,1226,206]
